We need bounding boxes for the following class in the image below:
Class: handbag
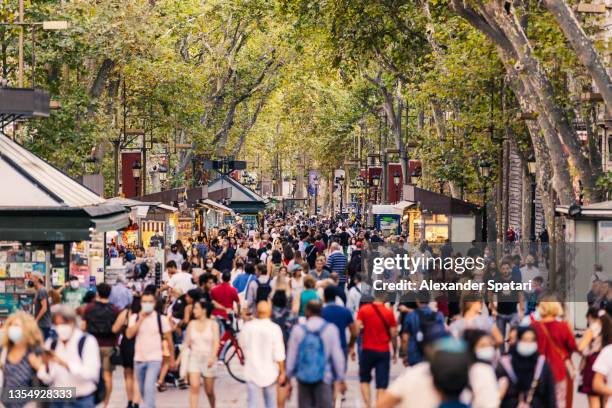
[110,344,123,366]
[499,354,545,408]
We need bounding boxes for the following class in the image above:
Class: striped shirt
[2,353,34,408]
[326,251,348,283]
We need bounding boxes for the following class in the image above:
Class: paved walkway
[108,357,589,407]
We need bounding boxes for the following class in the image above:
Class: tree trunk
[542,0,612,117]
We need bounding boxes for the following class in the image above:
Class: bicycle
[216,313,246,383]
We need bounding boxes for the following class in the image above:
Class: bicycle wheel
[224,342,246,383]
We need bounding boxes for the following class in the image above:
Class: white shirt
[167,252,184,267]
[520,265,542,285]
[168,271,196,294]
[239,318,285,387]
[594,344,612,408]
[37,329,100,397]
[346,286,362,317]
[387,361,499,408]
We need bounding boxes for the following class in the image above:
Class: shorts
[99,346,116,372]
[359,350,390,389]
[187,353,216,378]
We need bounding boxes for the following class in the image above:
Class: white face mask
[516,341,538,357]
[206,262,213,269]
[55,324,73,341]
[141,302,155,314]
[475,346,496,362]
[591,321,602,337]
[70,281,80,290]
[8,326,23,344]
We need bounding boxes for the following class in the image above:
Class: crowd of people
[0,211,610,408]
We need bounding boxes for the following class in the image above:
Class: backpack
[51,335,106,404]
[414,308,445,352]
[295,323,328,384]
[306,245,318,269]
[86,302,117,337]
[254,278,272,303]
[171,295,188,320]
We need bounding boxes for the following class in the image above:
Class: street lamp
[132,160,142,196]
[410,169,421,186]
[527,154,537,242]
[313,175,320,215]
[393,172,401,203]
[478,160,492,243]
[336,175,345,216]
[371,174,380,204]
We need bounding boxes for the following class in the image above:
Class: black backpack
[51,335,105,404]
[415,308,446,352]
[254,278,272,303]
[86,302,117,337]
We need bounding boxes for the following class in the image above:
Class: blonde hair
[537,299,563,318]
[1,311,44,349]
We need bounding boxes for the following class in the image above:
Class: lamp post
[132,160,142,197]
[478,160,492,243]
[393,172,401,203]
[410,169,421,186]
[372,174,380,204]
[527,154,537,242]
[158,164,168,191]
[313,176,320,215]
[336,175,345,216]
[272,175,277,196]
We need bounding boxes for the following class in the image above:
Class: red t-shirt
[357,302,397,352]
[210,282,239,319]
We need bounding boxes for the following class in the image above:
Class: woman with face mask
[497,326,556,408]
[449,293,503,346]
[0,312,44,408]
[579,307,607,408]
[459,329,500,408]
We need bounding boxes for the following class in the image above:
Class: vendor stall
[403,185,480,244]
[0,132,129,321]
[208,175,265,229]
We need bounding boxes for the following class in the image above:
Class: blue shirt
[232,273,255,294]
[322,303,354,352]
[402,306,445,365]
[196,243,207,258]
[511,265,522,282]
[109,283,133,310]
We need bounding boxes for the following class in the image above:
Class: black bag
[415,308,445,352]
[109,346,123,366]
[52,335,106,404]
[254,278,272,303]
[85,302,117,337]
[171,295,187,320]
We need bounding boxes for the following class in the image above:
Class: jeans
[496,312,518,350]
[247,381,276,408]
[135,360,162,408]
[49,395,95,408]
[297,381,333,408]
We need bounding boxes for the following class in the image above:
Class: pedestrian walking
[286,300,346,408]
[356,292,398,407]
[325,243,347,291]
[126,287,176,408]
[449,293,503,345]
[182,299,219,408]
[530,297,577,408]
[37,305,102,408]
[0,311,45,408]
[109,273,133,311]
[245,263,273,316]
[31,271,52,340]
[489,260,524,345]
[111,296,142,408]
[401,290,445,367]
[296,275,319,318]
[497,326,556,408]
[592,310,612,406]
[240,301,286,408]
[578,307,608,408]
[81,282,120,408]
[60,275,87,311]
[321,285,357,360]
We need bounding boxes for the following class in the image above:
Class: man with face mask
[126,287,175,408]
[61,275,88,311]
[37,305,101,407]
